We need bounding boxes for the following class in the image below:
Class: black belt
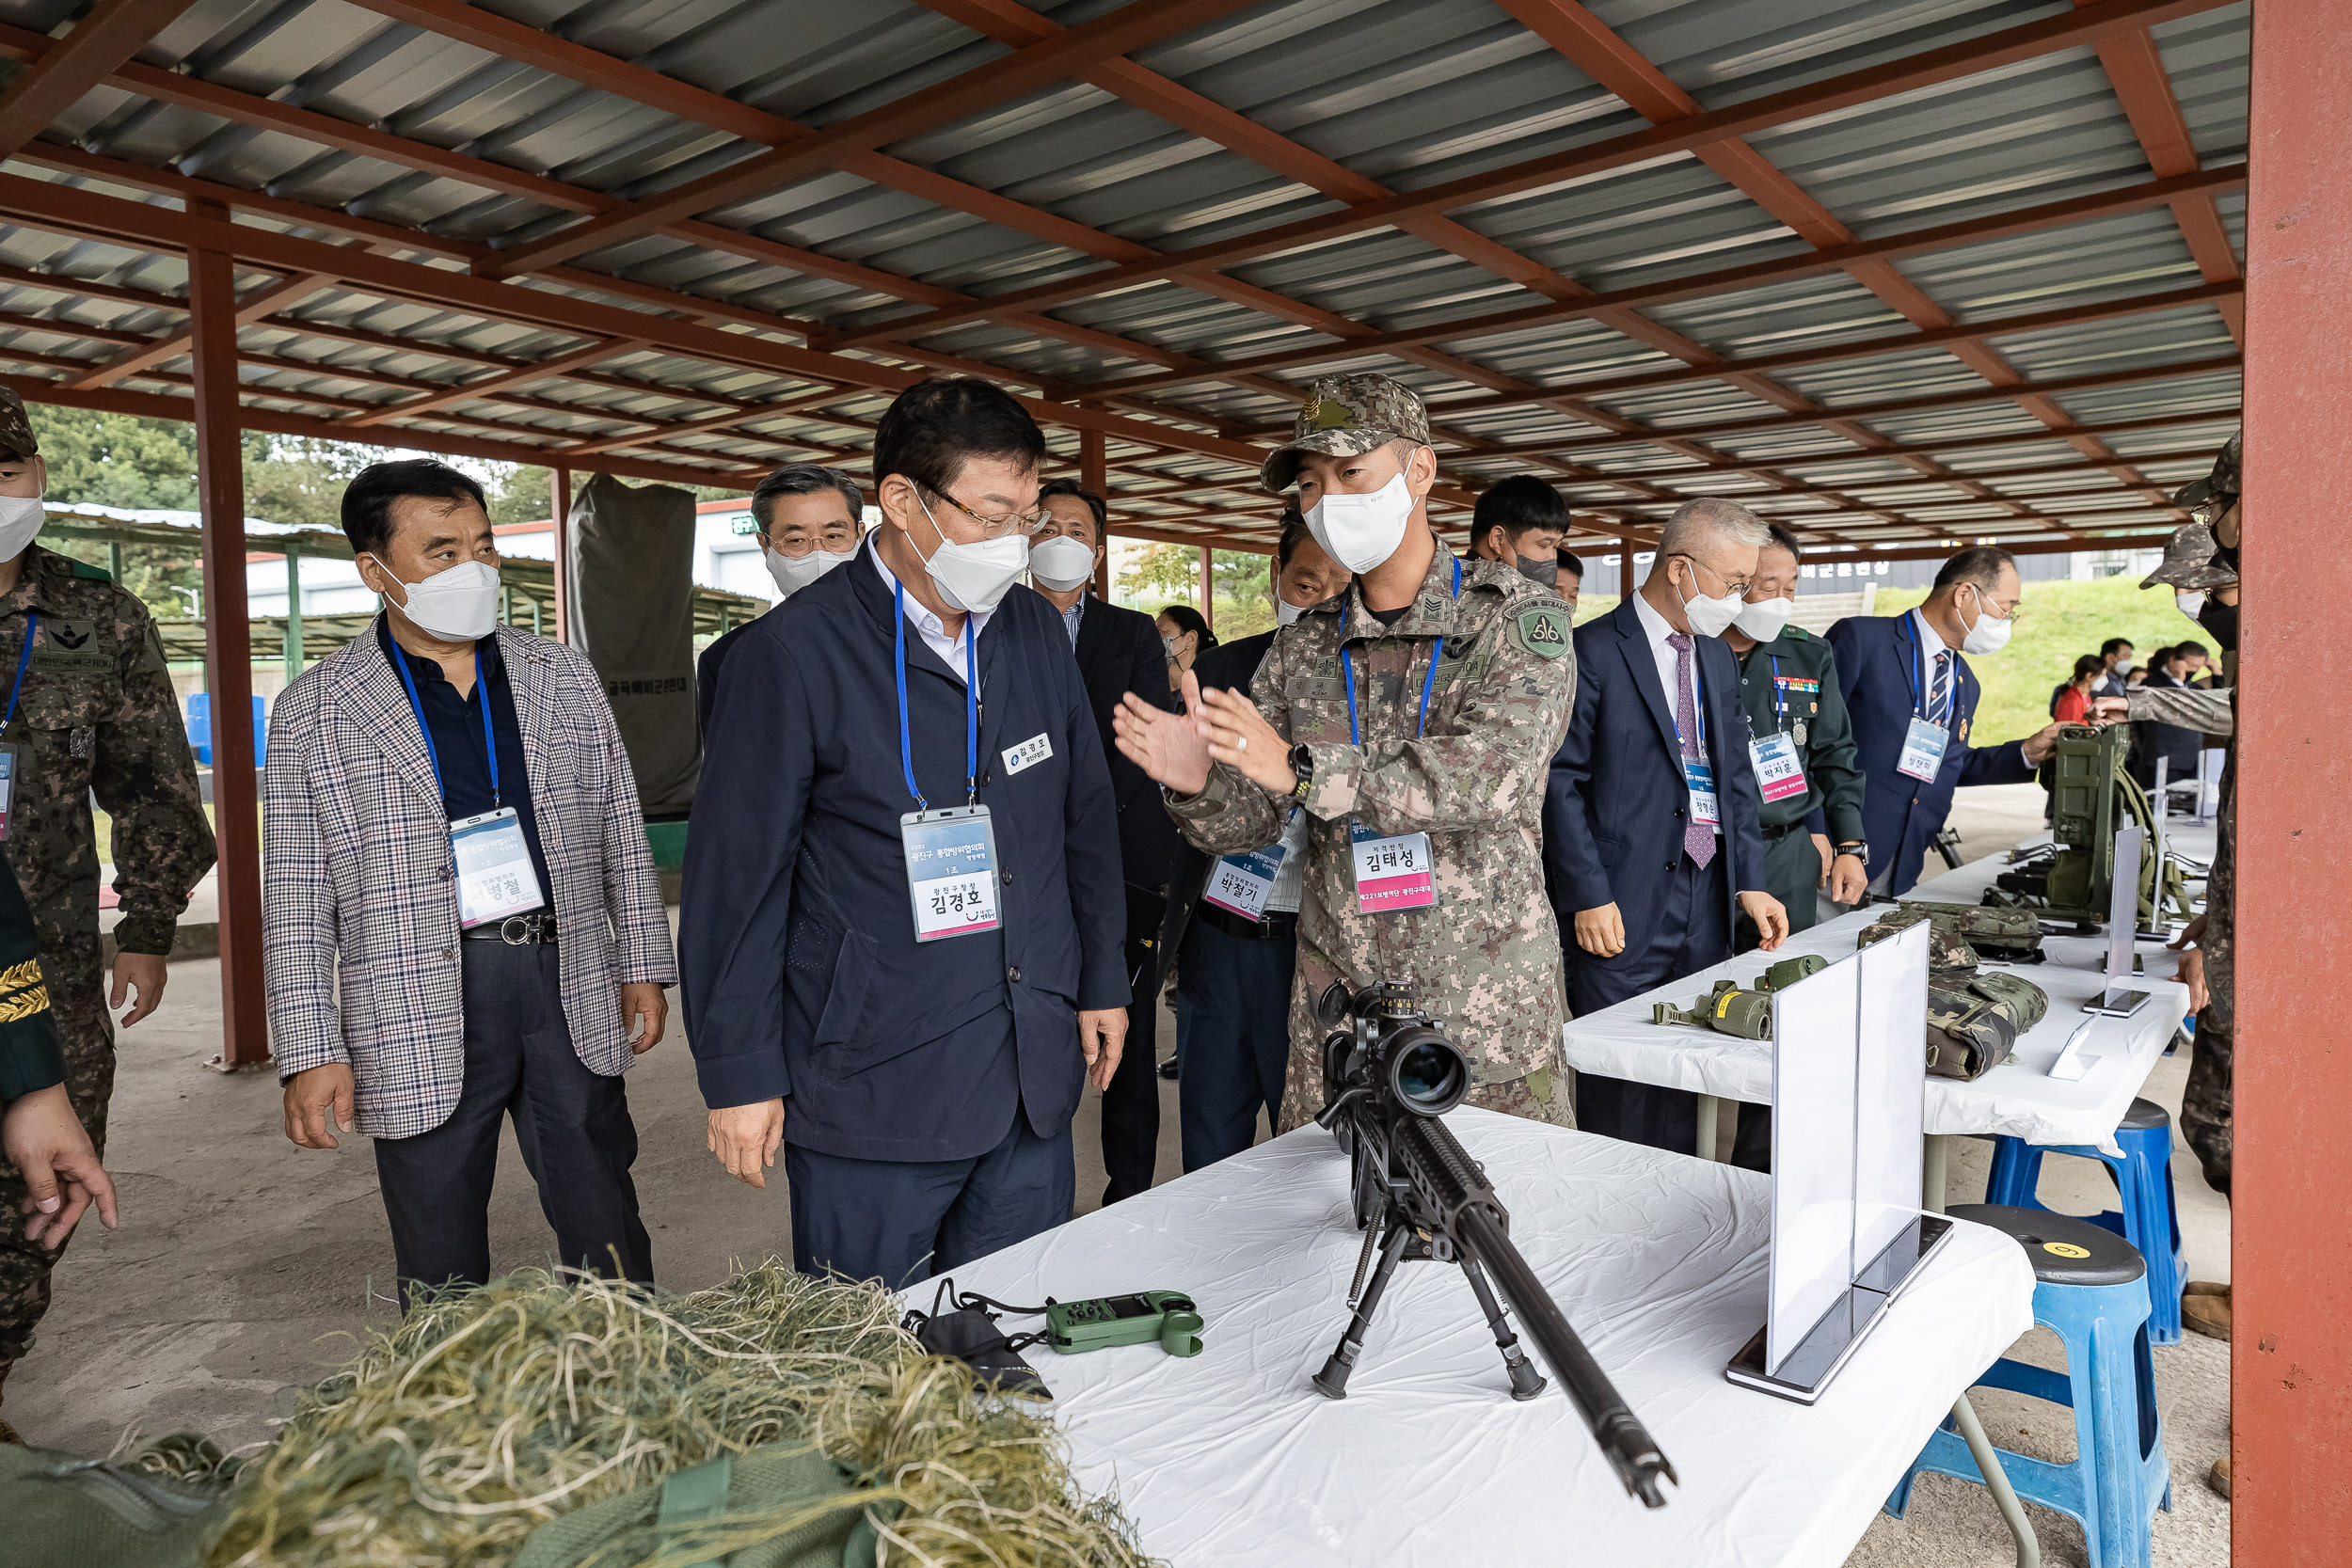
[460,911,558,945]
[1195,900,1297,942]
[1761,821,1809,841]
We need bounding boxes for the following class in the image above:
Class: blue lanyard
[894,581,979,813]
[1898,614,1948,727]
[0,611,34,733]
[389,638,500,810]
[1340,557,1459,746]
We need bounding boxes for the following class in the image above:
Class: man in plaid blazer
[263,460,675,1301]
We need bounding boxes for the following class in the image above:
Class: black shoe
[1157,1057,1179,1081]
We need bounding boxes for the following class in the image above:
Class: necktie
[1667,631,1714,868]
[1930,649,1951,724]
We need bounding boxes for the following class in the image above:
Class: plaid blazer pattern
[262,620,677,1138]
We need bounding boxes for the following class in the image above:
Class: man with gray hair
[696,463,865,737]
[1545,498,1789,1153]
[1826,544,2067,897]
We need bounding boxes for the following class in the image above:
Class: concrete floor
[10,781,2228,1566]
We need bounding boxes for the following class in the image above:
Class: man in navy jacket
[1824,546,2065,899]
[1545,499,1788,1153]
[683,379,1128,1289]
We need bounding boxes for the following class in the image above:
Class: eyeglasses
[1673,553,1755,598]
[1965,581,2026,622]
[927,487,1047,541]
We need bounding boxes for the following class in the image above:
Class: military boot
[2183,1280,2231,1341]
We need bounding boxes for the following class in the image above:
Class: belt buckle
[499,913,536,945]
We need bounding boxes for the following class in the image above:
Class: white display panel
[1765,961,1859,1373]
[2107,826,2143,978]
[1851,922,1931,1272]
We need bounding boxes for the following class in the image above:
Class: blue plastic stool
[1983,1097,2185,1345]
[1887,1206,2169,1568]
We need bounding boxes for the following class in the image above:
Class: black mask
[2197,594,2238,652]
[1514,554,1558,587]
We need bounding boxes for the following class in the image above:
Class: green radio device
[1044,1291,1204,1357]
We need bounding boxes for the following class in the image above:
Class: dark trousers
[372,942,650,1305]
[1569,853,1730,1156]
[787,1105,1074,1290]
[1098,886,1164,1204]
[1174,912,1296,1173]
[1728,827,1822,1170]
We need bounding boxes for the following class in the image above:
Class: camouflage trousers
[1273,1033,1575,1136]
[2181,1012,2231,1197]
[0,936,112,1370]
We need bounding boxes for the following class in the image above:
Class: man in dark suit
[1028,477,1180,1204]
[2130,639,2211,791]
[1545,499,1789,1153]
[695,464,864,738]
[683,379,1128,1288]
[1152,513,1347,1171]
[1824,545,2066,899]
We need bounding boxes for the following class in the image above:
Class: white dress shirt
[1911,607,1956,723]
[1629,586,1708,763]
[867,531,991,685]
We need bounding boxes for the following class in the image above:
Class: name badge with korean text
[900,804,1002,942]
[1002,733,1052,776]
[451,808,546,928]
[1682,758,1721,827]
[1350,821,1436,913]
[1203,843,1284,921]
[1748,732,1808,803]
[0,741,24,841]
[1898,716,1949,782]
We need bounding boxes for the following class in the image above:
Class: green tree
[27,407,199,509]
[1111,540,1200,615]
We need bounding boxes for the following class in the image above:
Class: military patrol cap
[2140,519,2237,591]
[0,386,36,461]
[2171,430,2239,510]
[1261,372,1432,494]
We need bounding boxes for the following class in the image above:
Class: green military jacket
[0,546,214,958]
[1167,544,1577,1103]
[1734,623,1867,844]
[0,853,56,1101]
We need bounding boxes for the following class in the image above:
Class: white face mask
[375,557,501,641]
[914,495,1028,614]
[1303,467,1416,575]
[765,544,856,598]
[0,494,41,561]
[1957,585,2014,656]
[1732,595,1793,642]
[1028,534,1099,593]
[2175,591,2207,620]
[1673,558,1746,639]
[1276,597,1310,627]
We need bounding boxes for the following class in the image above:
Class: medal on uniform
[1793,718,1807,746]
[891,583,1001,943]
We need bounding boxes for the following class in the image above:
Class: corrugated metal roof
[0,0,2249,551]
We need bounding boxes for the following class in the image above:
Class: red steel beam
[339,335,653,428]
[186,209,267,1068]
[0,0,200,160]
[474,0,1265,278]
[2237,0,2352,1552]
[72,270,335,389]
[822,0,2240,348]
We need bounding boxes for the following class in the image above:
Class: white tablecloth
[1560,895,2191,1153]
[947,1110,2034,1568]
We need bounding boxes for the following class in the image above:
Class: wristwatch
[1288,742,1314,803]
[1833,840,1867,860]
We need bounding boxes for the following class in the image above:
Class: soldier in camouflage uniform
[1112,374,1579,1132]
[0,387,215,1429]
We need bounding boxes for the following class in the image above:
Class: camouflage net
[121,1262,1154,1568]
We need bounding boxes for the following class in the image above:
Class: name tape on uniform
[1001,733,1053,776]
[1350,822,1435,913]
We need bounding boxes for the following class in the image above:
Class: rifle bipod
[1311,1204,1548,1402]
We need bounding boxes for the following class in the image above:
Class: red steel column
[188,214,266,1066]
[548,466,572,642]
[2238,3,2352,1556]
[1081,426,1109,600]
[1198,544,1213,630]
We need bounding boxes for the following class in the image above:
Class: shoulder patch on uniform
[69,558,112,581]
[1512,604,1572,658]
[1784,624,1814,641]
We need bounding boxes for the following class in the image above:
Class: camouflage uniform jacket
[0,546,213,962]
[1166,546,1577,1102]
[2126,682,2234,1026]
